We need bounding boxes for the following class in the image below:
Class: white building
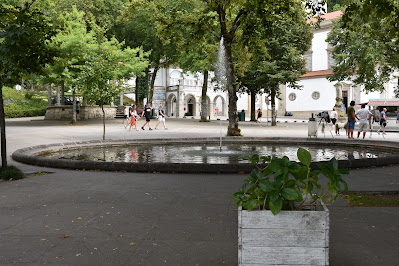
[281,11,399,119]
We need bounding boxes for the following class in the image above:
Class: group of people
[123,103,167,131]
[329,101,389,139]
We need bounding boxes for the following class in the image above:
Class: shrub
[0,166,25,181]
[3,87,47,118]
[231,148,349,215]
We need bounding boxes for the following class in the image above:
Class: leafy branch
[231,148,349,215]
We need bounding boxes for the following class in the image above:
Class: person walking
[347,100,356,139]
[377,107,388,135]
[123,106,130,127]
[76,101,81,120]
[355,104,372,139]
[140,103,153,130]
[330,107,338,134]
[256,108,262,123]
[128,105,139,131]
[155,104,167,129]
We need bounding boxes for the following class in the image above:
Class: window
[304,51,312,71]
[312,91,320,100]
[328,52,336,69]
[288,93,296,101]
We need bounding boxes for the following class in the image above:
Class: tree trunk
[102,104,106,140]
[61,81,65,105]
[135,76,140,105]
[224,37,240,136]
[250,90,256,121]
[218,6,240,136]
[271,85,277,126]
[72,88,76,124]
[0,75,7,167]
[200,70,209,122]
[148,66,159,106]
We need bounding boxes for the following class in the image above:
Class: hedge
[4,108,47,118]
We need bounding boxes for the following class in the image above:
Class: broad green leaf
[297,148,311,167]
[243,199,258,210]
[269,197,283,215]
[281,188,299,200]
[259,179,274,192]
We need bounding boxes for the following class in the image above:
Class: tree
[114,3,178,106]
[327,0,399,94]
[148,0,324,136]
[0,0,56,167]
[45,7,97,123]
[80,25,148,140]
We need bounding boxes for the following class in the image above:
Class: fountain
[12,138,399,173]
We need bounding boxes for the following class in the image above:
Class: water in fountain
[216,37,227,89]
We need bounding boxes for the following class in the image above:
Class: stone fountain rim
[12,137,399,173]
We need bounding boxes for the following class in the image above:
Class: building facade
[281,11,399,119]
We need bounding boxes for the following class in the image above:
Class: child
[123,106,129,127]
[128,105,139,131]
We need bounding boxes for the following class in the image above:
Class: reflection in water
[45,143,392,164]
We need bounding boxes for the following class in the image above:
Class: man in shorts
[377,107,388,135]
[355,104,372,139]
[346,100,356,139]
[140,103,153,130]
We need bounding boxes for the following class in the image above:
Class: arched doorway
[214,95,225,116]
[187,98,194,116]
[167,94,177,116]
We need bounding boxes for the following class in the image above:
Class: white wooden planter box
[238,202,329,266]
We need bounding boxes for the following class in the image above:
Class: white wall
[286,78,336,112]
[311,30,329,71]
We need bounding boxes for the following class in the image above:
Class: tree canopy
[327,0,399,94]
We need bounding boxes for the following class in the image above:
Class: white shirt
[330,110,337,119]
[355,108,372,124]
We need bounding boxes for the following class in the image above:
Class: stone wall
[45,105,117,120]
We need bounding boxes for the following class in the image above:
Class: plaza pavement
[1,116,398,265]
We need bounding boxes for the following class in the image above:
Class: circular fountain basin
[12,138,399,173]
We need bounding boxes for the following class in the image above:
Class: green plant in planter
[231,147,349,215]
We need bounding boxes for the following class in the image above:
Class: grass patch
[341,192,399,207]
[0,166,25,181]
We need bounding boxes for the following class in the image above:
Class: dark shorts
[380,120,386,127]
[348,120,355,130]
[145,116,151,122]
[124,115,127,119]
[331,118,337,125]
[76,110,80,114]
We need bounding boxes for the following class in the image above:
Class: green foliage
[0,165,25,181]
[327,0,399,95]
[231,148,349,215]
[0,1,57,86]
[3,87,47,118]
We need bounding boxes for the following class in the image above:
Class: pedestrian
[355,104,372,139]
[377,107,388,135]
[346,100,356,139]
[215,107,219,117]
[123,106,129,127]
[140,103,153,130]
[257,108,262,123]
[76,101,81,120]
[128,105,139,131]
[330,107,338,134]
[396,112,399,124]
[128,103,134,117]
[155,104,167,129]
